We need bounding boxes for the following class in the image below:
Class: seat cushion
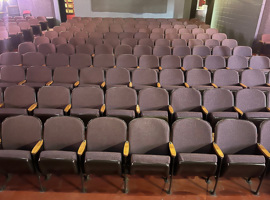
[162,85,185,91]
[130,154,170,177]
[210,112,239,119]
[141,110,168,121]
[39,150,78,174]
[244,112,270,119]
[219,86,243,91]
[70,108,100,116]
[106,85,128,89]
[0,82,17,89]
[0,150,35,174]
[221,154,266,177]
[132,84,154,90]
[176,153,217,177]
[34,108,64,116]
[106,109,135,118]
[51,83,74,89]
[78,84,101,88]
[226,155,265,164]
[251,86,270,92]
[84,151,122,175]
[191,85,214,90]
[175,111,203,119]
[0,108,27,115]
[24,82,46,88]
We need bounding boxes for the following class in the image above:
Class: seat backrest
[215,119,257,154]
[133,45,152,57]
[80,67,104,85]
[70,53,92,69]
[53,66,78,83]
[46,53,69,67]
[171,39,187,47]
[59,31,73,41]
[138,87,169,111]
[181,33,195,41]
[93,54,115,68]
[138,38,154,47]
[160,55,181,69]
[183,55,203,70]
[23,52,45,66]
[106,87,137,110]
[233,46,252,57]
[132,69,158,86]
[104,32,119,39]
[153,46,171,57]
[227,55,248,70]
[87,117,127,152]
[192,45,211,57]
[1,116,42,150]
[171,88,201,112]
[196,33,210,41]
[75,44,94,55]
[26,66,52,83]
[44,31,58,40]
[188,39,203,48]
[121,38,137,48]
[155,39,170,46]
[250,56,270,70]
[212,46,231,56]
[172,118,212,153]
[116,54,138,69]
[173,46,191,57]
[4,85,36,108]
[203,89,234,112]
[72,86,104,109]
[94,44,113,55]
[0,52,22,65]
[241,69,266,87]
[129,118,170,155]
[38,43,56,56]
[222,39,238,49]
[34,36,50,46]
[106,68,130,86]
[205,39,220,49]
[115,45,132,57]
[186,69,212,86]
[119,32,134,40]
[18,42,36,55]
[69,37,86,46]
[104,38,120,48]
[37,86,70,109]
[205,55,225,70]
[160,69,184,86]
[206,28,218,35]
[44,116,84,151]
[213,69,239,86]
[139,55,159,69]
[212,33,227,42]
[236,89,266,112]
[1,66,25,83]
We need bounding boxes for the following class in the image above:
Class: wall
[211,0,264,46]
[17,0,55,17]
[74,0,190,19]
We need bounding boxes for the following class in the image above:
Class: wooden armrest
[31,139,43,155]
[169,142,176,158]
[0,103,4,108]
[213,143,224,158]
[18,80,26,85]
[184,82,190,88]
[90,65,94,67]
[157,82,161,88]
[181,67,186,71]
[201,106,209,114]
[100,104,106,113]
[136,105,140,114]
[267,107,270,112]
[234,106,243,115]
[129,82,133,88]
[123,141,129,157]
[137,66,140,69]
[101,81,106,88]
[266,83,270,87]
[74,81,80,87]
[28,103,37,112]
[92,54,95,57]
[46,80,53,86]
[159,66,162,70]
[168,105,174,114]
[212,83,218,88]
[258,143,270,158]
[203,67,208,70]
[113,65,117,68]
[249,67,253,70]
[240,83,247,88]
[226,67,230,69]
[64,104,71,113]
[77,140,86,156]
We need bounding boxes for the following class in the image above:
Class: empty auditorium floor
[0,175,269,200]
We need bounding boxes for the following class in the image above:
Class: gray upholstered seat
[186,69,214,91]
[0,115,43,190]
[51,66,79,89]
[132,69,158,90]
[79,68,105,88]
[160,69,185,91]
[106,68,131,88]
[213,69,243,91]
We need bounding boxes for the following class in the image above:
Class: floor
[0,174,269,200]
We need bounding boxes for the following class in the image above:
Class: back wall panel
[91,0,168,13]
